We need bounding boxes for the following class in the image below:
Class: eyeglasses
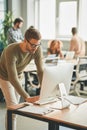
[27,40,41,48]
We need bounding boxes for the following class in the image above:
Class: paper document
[19,105,53,115]
[64,95,87,105]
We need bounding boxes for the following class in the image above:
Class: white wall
[8,0,22,18]
[79,0,87,41]
[8,0,25,34]
[8,0,33,34]
[39,0,56,39]
[21,0,35,33]
[27,0,35,28]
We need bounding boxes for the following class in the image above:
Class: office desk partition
[7,102,87,130]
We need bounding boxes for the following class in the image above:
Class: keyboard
[34,97,58,105]
[64,95,87,105]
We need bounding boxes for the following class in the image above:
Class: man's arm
[5,50,29,99]
[34,46,44,86]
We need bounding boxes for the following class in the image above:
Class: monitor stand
[57,83,70,109]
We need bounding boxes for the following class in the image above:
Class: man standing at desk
[0,27,43,130]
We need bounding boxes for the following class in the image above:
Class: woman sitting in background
[47,40,64,58]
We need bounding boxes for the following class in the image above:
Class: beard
[17,25,20,29]
[26,48,36,54]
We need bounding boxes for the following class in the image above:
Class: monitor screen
[45,55,58,65]
[65,51,75,59]
[39,63,74,100]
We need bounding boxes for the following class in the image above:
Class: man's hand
[25,95,40,103]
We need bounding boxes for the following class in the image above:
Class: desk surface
[8,101,87,130]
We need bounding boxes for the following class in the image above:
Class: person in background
[69,27,86,58]
[0,27,43,130]
[7,17,24,44]
[47,40,64,58]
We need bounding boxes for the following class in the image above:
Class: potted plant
[0,11,13,54]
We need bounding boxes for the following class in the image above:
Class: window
[79,0,87,41]
[0,0,7,30]
[56,0,78,38]
[35,0,56,39]
[35,0,39,29]
[35,0,79,39]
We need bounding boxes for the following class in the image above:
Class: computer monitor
[45,54,58,65]
[39,63,74,100]
[65,51,75,60]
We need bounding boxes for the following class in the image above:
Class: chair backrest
[76,56,87,79]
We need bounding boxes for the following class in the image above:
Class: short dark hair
[14,17,24,25]
[24,27,41,41]
[71,27,77,35]
[29,25,34,29]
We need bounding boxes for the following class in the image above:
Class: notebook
[19,105,53,115]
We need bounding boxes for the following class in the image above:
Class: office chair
[70,56,87,96]
[24,71,40,96]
